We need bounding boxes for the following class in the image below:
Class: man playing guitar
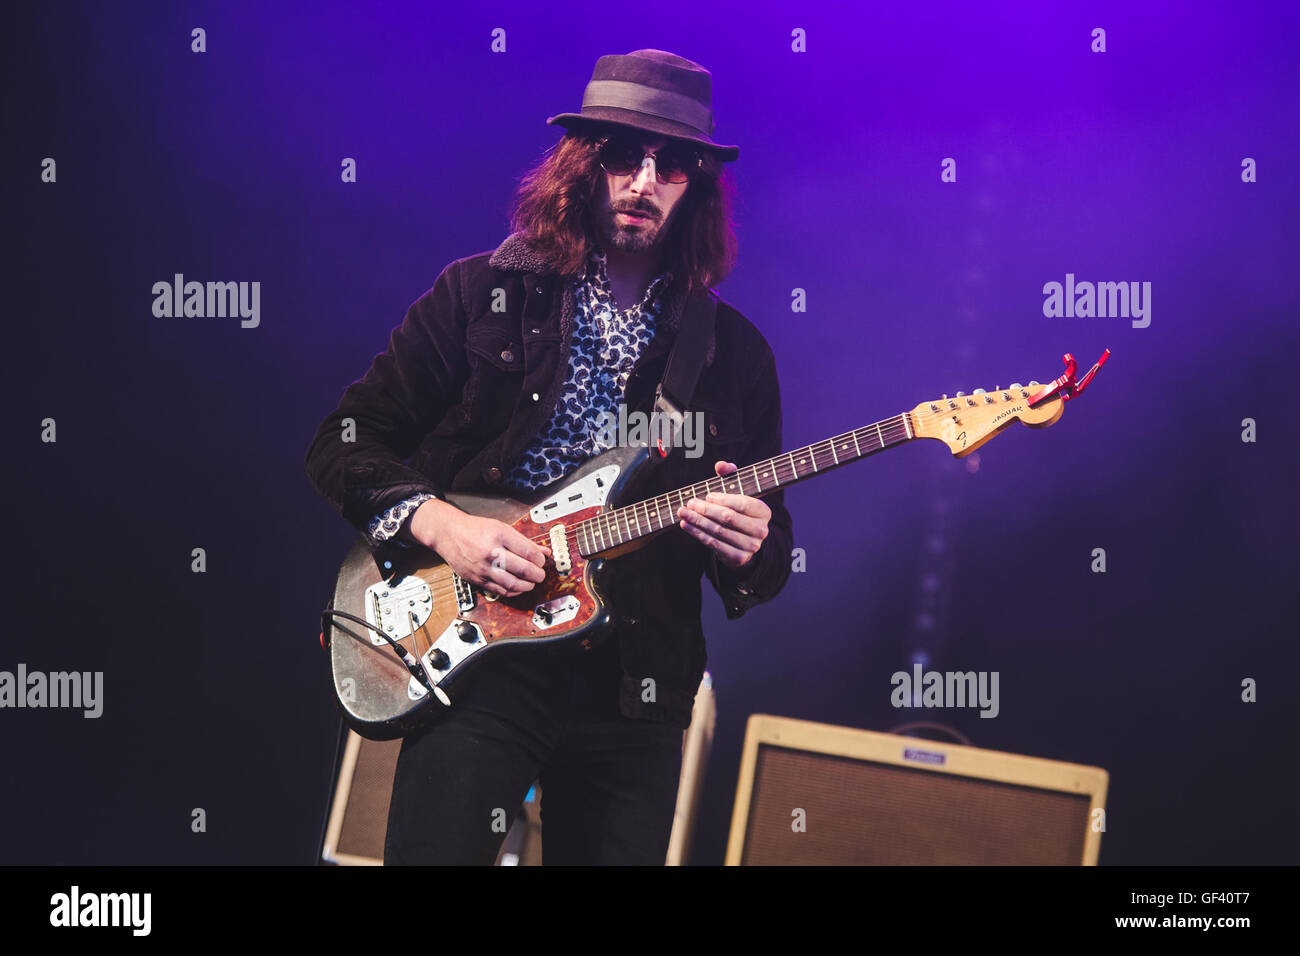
[305,49,794,864]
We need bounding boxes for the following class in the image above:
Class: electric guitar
[323,351,1110,740]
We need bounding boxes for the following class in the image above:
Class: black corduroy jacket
[305,232,794,727]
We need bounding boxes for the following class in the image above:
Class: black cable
[320,606,433,691]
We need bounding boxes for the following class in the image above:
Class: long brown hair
[507,125,738,293]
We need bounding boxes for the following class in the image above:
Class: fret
[902,413,913,440]
[830,439,840,465]
[875,422,884,448]
[806,445,818,472]
[852,430,862,457]
[580,523,590,555]
[619,508,630,541]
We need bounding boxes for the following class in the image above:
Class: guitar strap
[650,286,718,461]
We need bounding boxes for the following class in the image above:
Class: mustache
[614,206,658,219]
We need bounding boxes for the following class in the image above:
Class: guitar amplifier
[319,673,716,865]
[726,715,1108,865]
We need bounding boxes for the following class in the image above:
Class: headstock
[909,351,1111,458]
[910,383,1063,457]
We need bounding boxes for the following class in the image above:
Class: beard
[597,204,665,254]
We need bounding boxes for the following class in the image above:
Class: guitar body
[326,443,655,740]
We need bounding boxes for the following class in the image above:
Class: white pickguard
[529,465,620,523]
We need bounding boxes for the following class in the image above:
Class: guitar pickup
[549,524,572,573]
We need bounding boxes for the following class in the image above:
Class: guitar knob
[455,621,477,643]
[428,649,450,670]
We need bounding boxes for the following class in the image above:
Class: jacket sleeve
[305,261,471,566]
[704,347,795,619]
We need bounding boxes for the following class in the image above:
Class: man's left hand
[677,460,771,569]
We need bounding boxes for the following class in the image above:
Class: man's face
[594,131,692,255]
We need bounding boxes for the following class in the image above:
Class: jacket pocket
[695,404,747,455]
[465,327,525,372]
[463,326,526,434]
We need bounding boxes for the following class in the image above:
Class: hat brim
[547,108,739,162]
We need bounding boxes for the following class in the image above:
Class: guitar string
[535,392,1048,550]
[401,396,1052,599]
[457,406,1001,556]
[515,407,948,549]
[403,427,912,602]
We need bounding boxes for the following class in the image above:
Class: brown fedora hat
[547,49,739,162]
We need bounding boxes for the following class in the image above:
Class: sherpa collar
[488,231,716,366]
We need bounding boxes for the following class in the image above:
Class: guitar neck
[573,412,916,557]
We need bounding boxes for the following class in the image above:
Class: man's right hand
[409,498,550,598]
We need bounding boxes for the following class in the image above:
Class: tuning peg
[955,391,965,397]
[1010,383,1022,390]
[1028,380,1039,386]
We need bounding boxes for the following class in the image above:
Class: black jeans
[383,633,686,865]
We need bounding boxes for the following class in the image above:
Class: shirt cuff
[367,492,438,546]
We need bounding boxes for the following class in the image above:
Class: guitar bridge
[363,576,433,645]
[452,572,476,612]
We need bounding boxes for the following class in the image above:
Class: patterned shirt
[367,247,669,544]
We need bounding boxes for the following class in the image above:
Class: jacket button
[535,286,543,294]
[486,466,502,482]
[500,349,515,363]
[709,423,718,437]
[532,392,540,401]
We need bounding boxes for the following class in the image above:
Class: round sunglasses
[596,135,702,185]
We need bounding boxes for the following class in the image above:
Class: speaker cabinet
[320,673,716,865]
[726,715,1108,865]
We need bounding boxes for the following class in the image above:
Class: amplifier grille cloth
[337,738,402,859]
[743,745,1089,865]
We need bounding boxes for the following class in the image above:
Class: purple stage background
[4,1,1298,864]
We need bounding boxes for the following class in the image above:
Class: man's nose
[629,155,657,194]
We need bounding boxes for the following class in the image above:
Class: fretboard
[574,412,915,557]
